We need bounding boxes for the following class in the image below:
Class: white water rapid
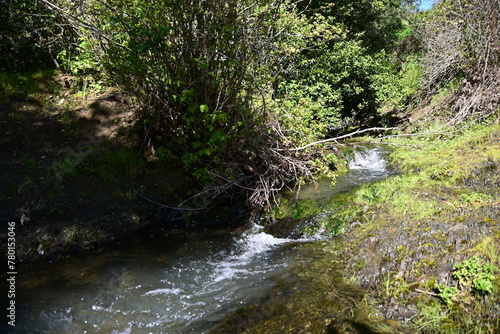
[348,148,388,172]
[14,226,298,334]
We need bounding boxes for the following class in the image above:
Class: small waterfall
[348,148,388,172]
[297,146,392,200]
[343,147,392,185]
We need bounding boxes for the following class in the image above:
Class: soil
[0,83,196,268]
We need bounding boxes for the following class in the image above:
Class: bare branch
[281,127,399,151]
[39,0,129,51]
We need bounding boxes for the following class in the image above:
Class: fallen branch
[282,127,399,151]
[415,289,440,297]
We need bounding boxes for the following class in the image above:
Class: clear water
[9,147,392,334]
[12,226,301,334]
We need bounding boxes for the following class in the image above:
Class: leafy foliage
[374,55,423,113]
[20,0,418,213]
[276,39,386,137]
[453,256,498,296]
[89,0,333,210]
[300,0,417,52]
[417,255,500,333]
[0,0,72,71]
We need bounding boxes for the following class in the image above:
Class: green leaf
[200,104,209,113]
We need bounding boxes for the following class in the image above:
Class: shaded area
[0,76,195,268]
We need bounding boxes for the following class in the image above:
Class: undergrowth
[414,252,500,333]
[358,123,500,333]
[0,70,56,102]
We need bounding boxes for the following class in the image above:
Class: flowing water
[9,147,393,334]
[297,146,393,200]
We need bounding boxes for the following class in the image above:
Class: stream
[9,147,393,334]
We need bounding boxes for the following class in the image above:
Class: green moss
[213,242,407,333]
[262,123,500,333]
[349,124,500,221]
[390,124,500,179]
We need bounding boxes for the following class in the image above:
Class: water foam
[208,225,292,284]
[348,148,387,171]
[143,288,183,296]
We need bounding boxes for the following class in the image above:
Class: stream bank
[2,120,499,333]
[228,123,500,333]
[3,146,410,334]
[1,75,498,332]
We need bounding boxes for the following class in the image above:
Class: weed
[434,283,459,304]
[357,186,380,203]
[354,259,366,270]
[0,70,55,102]
[78,147,145,184]
[19,156,40,174]
[414,301,454,333]
[453,256,498,295]
[97,164,116,183]
[381,273,415,301]
[416,254,500,333]
[459,192,493,207]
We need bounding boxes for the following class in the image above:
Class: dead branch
[281,127,399,151]
[415,289,440,297]
[39,0,129,51]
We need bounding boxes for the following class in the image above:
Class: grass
[283,123,498,236]
[391,124,500,180]
[282,121,500,332]
[276,125,500,235]
[414,295,500,334]
[0,70,57,102]
[80,146,145,184]
[371,123,500,333]
[275,123,499,235]
[351,123,500,220]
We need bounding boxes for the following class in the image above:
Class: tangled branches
[449,68,500,125]
[190,119,316,217]
[418,0,500,124]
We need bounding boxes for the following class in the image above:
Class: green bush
[0,0,69,72]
